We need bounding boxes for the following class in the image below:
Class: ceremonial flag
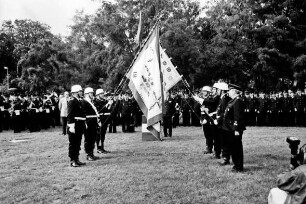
[135,11,143,47]
[127,26,164,139]
[160,46,182,94]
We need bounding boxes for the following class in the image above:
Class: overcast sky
[0,0,101,36]
[0,0,207,36]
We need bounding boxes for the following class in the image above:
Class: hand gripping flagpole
[180,77,216,124]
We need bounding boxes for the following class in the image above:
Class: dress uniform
[163,93,176,137]
[82,87,100,161]
[222,84,246,172]
[269,94,278,126]
[108,96,120,133]
[12,97,23,133]
[281,92,291,127]
[294,90,305,127]
[120,94,134,132]
[94,89,112,154]
[67,85,86,167]
[2,95,11,130]
[199,86,215,154]
[215,82,231,162]
[28,96,42,132]
[257,92,268,126]
[181,93,191,126]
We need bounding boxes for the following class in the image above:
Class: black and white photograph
[1,0,306,203]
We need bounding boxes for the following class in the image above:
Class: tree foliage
[1,0,306,93]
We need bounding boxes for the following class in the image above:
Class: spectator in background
[59,91,69,135]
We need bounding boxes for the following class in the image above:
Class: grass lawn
[0,126,305,204]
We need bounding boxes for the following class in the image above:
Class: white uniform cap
[202,86,212,92]
[71,85,82,93]
[84,87,94,94]
[214,82,228,91]
[96,88,105,96]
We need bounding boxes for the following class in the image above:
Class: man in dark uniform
[282,91,291,127]
[108,95,120,133]
[257,91,267,126]
[288,90,295,126]
[82,87,100,161]
[269,93,278,126]
[12,96,23,133]
[248,92,258,126]
[120,93,132,132]
[1,94,11,130]
[215,82,230,162]
[222,84,246,172]
[181,92,191,126]
[67,85,86,167]
[277,92,284,126]
[294,89,305,127]
[198,86,214,154]
[94,88,113,154]
[163,91,176,137]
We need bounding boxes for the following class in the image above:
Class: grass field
[0,126,306,204]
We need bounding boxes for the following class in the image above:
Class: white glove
[214,120,218,125]
[67,123,75,133]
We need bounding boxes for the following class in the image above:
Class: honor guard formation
[1,82,306,170]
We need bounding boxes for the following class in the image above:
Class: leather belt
[86,115,99,118]
[99,113,111,116]
[74,117,86,121]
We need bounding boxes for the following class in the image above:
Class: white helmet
[214,82,228,91]
[71,85,82,93]
[202,86,212,92]
[96,88,105,96]
[84,87,94,95]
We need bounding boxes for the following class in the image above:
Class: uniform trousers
[203,123,213,152]
[84,119,97,156]
[220,129,232,162]
[108,115,117,133]
[230,132,244,170]
[163,115,172,137]
[97,116,109,150]
[213,126,221,156]
[68,121,85,161]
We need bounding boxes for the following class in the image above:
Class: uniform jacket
[216,94,230,128]
[67,97,86,124]
[222,96,246,132]
[164,97,176,117]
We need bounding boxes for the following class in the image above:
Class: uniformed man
[12,96,23,133]
[199,86,214,154]
[163,91,176,137]
[95,88,113,154]
[222,84,246,172]
[257,91,267,126]
[215,82,231,162]
[181,92,191,126]
[294,89,305,127]
[108,95,120,133]
[82,87,100,161]
[67,85,86,167]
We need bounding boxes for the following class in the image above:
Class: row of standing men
[0,92,143,134]
[163,82,247,172]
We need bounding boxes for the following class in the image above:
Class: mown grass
[0,126,305,204]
